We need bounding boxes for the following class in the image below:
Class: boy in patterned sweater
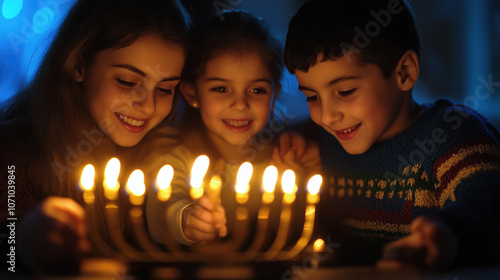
[283,0,500,269]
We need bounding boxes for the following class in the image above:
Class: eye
[156,87,173,95]
[250,88,268,94]
[116,78,136,87]
[338,89,356,97]
[305,95,319,103]
[211,87,227,93]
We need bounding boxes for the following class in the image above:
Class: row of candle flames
[79,155,325,263]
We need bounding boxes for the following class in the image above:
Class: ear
[179,82,199,108]
[395,50,419,92]
[73,64,85,82]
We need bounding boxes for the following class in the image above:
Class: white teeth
[116,113,145,127]
[224,120,250,127]
[342,124,360,134]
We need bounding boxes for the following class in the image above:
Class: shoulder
[425,99,499,137]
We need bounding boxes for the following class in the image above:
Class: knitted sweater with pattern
[317,99,500,265]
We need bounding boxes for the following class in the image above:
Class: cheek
[156,97,174,119]
[308,104,322,125]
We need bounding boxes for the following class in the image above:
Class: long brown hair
[0,0,191,199]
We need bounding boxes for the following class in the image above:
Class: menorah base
[80,253,320,280]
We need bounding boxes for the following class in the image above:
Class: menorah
[79,156,325,279]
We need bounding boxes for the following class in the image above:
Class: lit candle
[281,169,297,204]
[103,157,120,201]
[78,163,116,257]
[156,165,174,202]
[235,162,253,204]
[263,169,296,260]
[190,155,210,200]
[280,174,323,260]
[80,164,95,204]
[219,162,253,251]
[126,169,173,261]
[101,158,145,260]
[245,165,277,258]
[207,174,222,205]
[307,174,322,205]
[261,165,278,205]
[126,169,146,205]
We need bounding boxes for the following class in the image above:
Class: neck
[204,128,273,165]
[380,95,422,142]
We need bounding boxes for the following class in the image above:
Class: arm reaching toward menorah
[18,197,90,273]
[182,195,227,242]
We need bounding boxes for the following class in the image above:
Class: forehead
[203,50,271,78]
[295,54,381,87]
[92,35,185,76]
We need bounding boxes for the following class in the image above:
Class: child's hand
[377,216,459,270]
[182,195,227,242]
[272,132,322,175]
[18,196,90,273]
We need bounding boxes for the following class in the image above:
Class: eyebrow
[205,77,273,84]
[298,76,360,92]
[112,64,180,82]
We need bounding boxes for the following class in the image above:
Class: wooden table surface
[3,258,500,280]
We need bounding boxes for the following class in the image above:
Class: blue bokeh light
[2,0,23,19]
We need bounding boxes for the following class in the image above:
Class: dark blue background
[1,0,499,127]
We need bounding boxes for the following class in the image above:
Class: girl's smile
[115,112,149,133]
[222,119,253,133]
[184,50,275,147]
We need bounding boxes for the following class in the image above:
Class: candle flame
[157,165,174,190]
[307,174,322,195]
[157,165,173,201]
[104,157,120,190]
[235,162,253,194]
[126,169,146,197]
[313,238,325,252]
[190,155,210,190]
[208,174,222,195]
[281,169,296,194]
[80,164,95,191]
[262,165,278,193]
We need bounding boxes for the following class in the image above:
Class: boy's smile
[295,54,418,155]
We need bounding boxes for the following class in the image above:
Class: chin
[341,144,369,155]
[113,137,141,147]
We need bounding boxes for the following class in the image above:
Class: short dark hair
[284,0,420,78]
[182,10,284,89]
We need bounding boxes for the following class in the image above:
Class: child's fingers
[212,204,227,226]
[185,210,217,233]
[184,227,218,241]
[278,133,292,157]
[196,195,215,211]
[380,233,426,265]
[215,224,227,237]
[41,197,90,252]
[289,133,307,158]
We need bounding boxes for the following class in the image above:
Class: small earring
[192,101,199,108]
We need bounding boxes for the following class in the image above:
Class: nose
[132,87,156,116]
[321,102,342,127]
[230,92,250,112]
